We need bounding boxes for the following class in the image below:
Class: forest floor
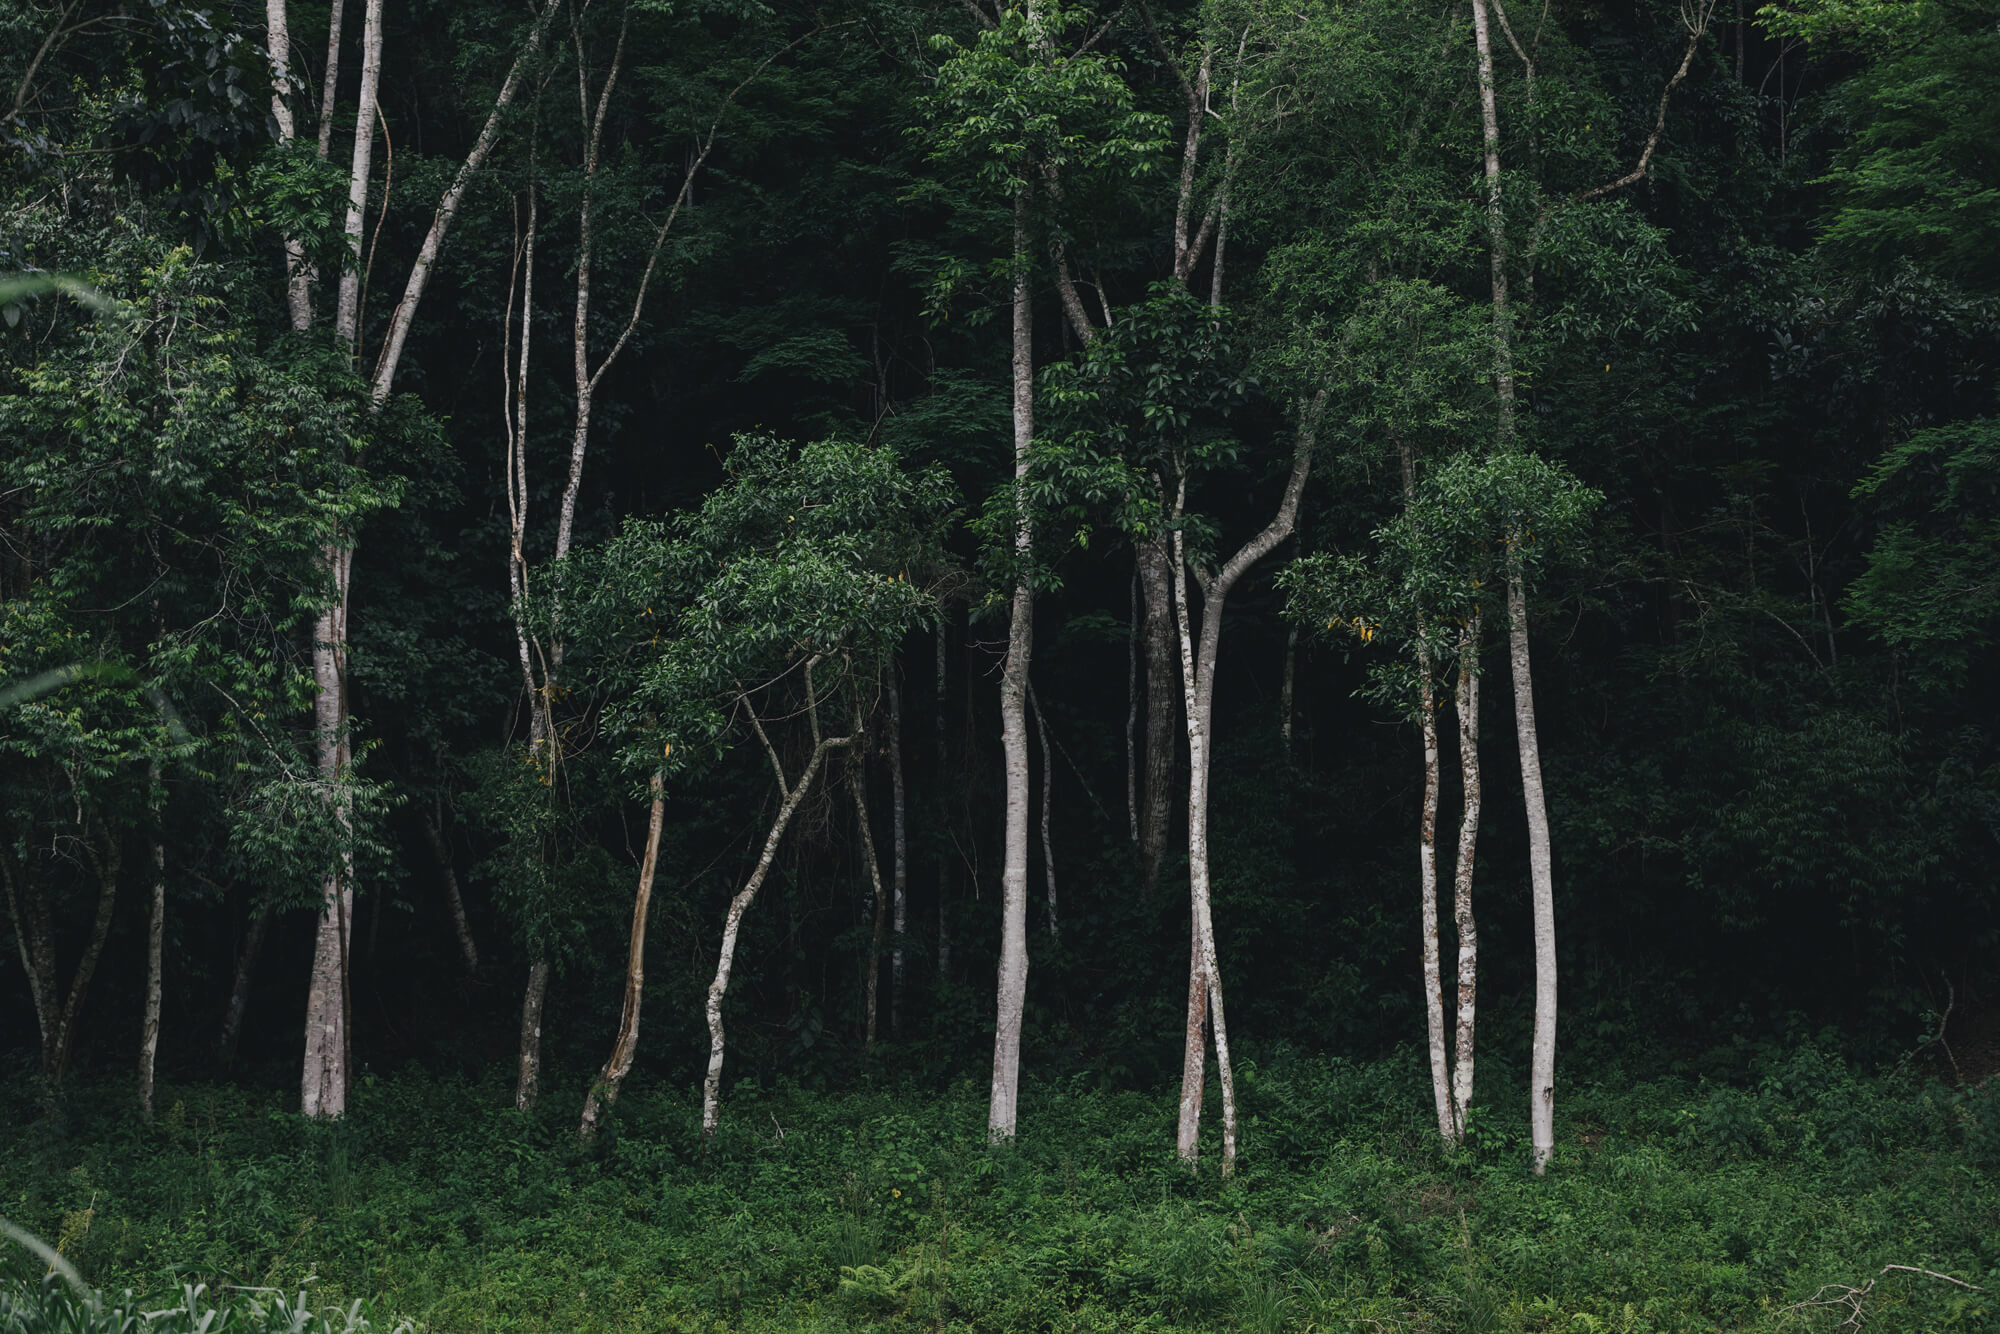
[1,1044,1995,1334]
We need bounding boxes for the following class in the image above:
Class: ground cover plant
[3,1043,1994,1333]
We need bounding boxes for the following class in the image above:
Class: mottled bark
[853,747,890,1050]
[265,0,312,330]
[1510,560,1557,1170]
[888,669,908,1039]
[1418,648,1453,1141]
[139,769,165,1121]
[988,188,1036,1144]
[331,0,382,351]
[1029,680,1057,940]
[1174,917,1207,1162]
[579,772,666,1139]
[1136,532,1176,897]
[516,957,549,1112]
[301,546,354,1120]
[1450,616,1482,1136]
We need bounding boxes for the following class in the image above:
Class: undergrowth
[1,1044,1994,1332]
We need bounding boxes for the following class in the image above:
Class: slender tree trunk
[1136,531,1176,897]
[316,0,344,159]
[332,0,382,349]
[935,625,951,983]
[138,764,165,1121]
[1174,917,1207,1162]
[579,772,666,1138]
[1450,615,1482,1136]
[1418,648,1453,1141]
[1126,567,1140,845]
[1170,395,1323,1175]
[219,901,269,1066]
[1510,562,1557,1170]
[854,747,889,1051]
[47,834,120,1088]
[421,809,479,973]
[988,189,1036,1144]
[704,724,852,1137]
[265,0,312,330]
[1029,680,1057,940]
[2,860,52,1061]
[889,668,908,1039]
[516,958,549,1112]
[302,545,354,1119]
[1279,625,1297,747]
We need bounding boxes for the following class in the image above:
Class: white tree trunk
[1450,616,1482,1138]
[854,747,888,1050]
[1029,680,1057,939]
[1418,653,1453,1141]
[301,546,353,1119]
[1510,560,1557,1171]
[988,189,1036,1144]
[705,728,851,1136]
[265,0,312,330]
[580,773,666,1138]
[516,957,549,1113]
[332,0,382,351]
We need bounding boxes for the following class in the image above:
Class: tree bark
[421,809,479,973]
[332,0,382,351]
[315,0,344,160]
[579,772,666,1138]
[888,668,908,1039]
[1174,916,1207,1162]
[219,900,269,1066]
[302,545,354,1119]
[1028,679,1057,940]
[1136,531,1176,897]
[44,832,120,1088]
[1418,647,1453,1141]
[1450,615,1482,1137]
[852,745,889,1050]
[1170,394,1323,1175]
[516,956,549,1112]
[265,0,312,330]
[1510,559,1557,1170]
[704,701,853,1137]
[138,767,165,1121]
[988,188,1036,1144]
[935,624,951,983]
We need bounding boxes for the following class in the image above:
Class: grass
[1,1043,1995,1332]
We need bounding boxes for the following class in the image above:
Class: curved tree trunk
[580,773,667,1138]
[1029,680,1057,940]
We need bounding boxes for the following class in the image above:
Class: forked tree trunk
[888,671,908,1039]
[1170,395,1323,1176]
[40,833,121,1088]
[138,767,165,1121]
[579,773,666,1138]
[704,711,853,1137]
[988,189,1036,1144]
[853,747,888,1050]
[1450,615,1483,1135]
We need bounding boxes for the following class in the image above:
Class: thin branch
[1574,0,1715,203]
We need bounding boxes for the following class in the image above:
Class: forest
[0,0,1997,1324]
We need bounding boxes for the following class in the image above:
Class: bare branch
[1574,0,1715,203]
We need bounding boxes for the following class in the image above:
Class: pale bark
[579,772,666,1138]
[1279,624,1297,746]
[370,0,564,408]
[1170,394,1323,1175]
[265,0,312,330]
[301,545,354,1120]
[420,809,479,973]
[1174,917,1207,1162]
[316,0,344,159]
[1028,679,1057,939]
[988,189,1036,1144]
[516,957,549,1112]
[332,0,382,351]
[704,678,853,1136]
[1450,615,1482,1135]
[1418,649,1453,1141]
[853,748,888,1050]
[1511,559,1557,1170]
[888,668,908,1039]
[138,766,165,1121]
[219,901,269,1066]
[2,860,51,1061]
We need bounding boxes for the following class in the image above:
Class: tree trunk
[302,544,354,1120]
[2,859,53,1064]
[219,900,269,1067]
[1174,917,1207,1162]
[315,0,344,160]
[889,669,908,1039]
[1418,650,1453,1141]
[265,0,312,330]
[1170,395,1323,1176]
[332,0,382,351]
[1029,680,1057,940]
[704,725,852,1137]
[1126,567,1140,845]
[935,624,951,984]
[579,773,666,1138]
[988,188,1035,1144]
[1450,615,1483,1137]
[1510,560,1557,1171]
[516,957,549,1112]
[46,833,120,1088]
[1279,624,1297,747]
[139,769,165,1121]
[1136,532,1176,898]
[421,809,479,973]
[853,747,888,1051]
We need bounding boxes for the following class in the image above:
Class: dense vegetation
[2,0,1997,1321]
